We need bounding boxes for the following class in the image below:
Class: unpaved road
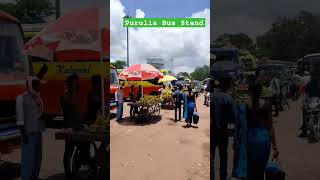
[213,100,320,180]
[110,95,210,180]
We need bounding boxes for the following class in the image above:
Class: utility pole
[55,0,60,19]
[170,58,173,73]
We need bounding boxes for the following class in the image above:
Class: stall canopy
[158,75,177,83]
[118,64,163,81]
[24,7,109,62]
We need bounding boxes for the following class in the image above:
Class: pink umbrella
[118,64,163,81]
[25,7,109,62]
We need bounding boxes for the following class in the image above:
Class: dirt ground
[2,97,320,180]
[110,95,210,180]
[213,100,320,180]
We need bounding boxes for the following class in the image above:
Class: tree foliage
[213,33,254,50]
[256,11,320,61]
[190,65,209,81]
[111,60,127,69]
[176,72,190,78]
[0,0,54,23]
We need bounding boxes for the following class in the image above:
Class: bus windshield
[0,20,27,80]
[213,52,237,63]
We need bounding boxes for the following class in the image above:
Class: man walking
[16,77,45,180]
[115,86,124,121]
[270,74,281,116]
[173,86,183,122]
[211,76,237,180]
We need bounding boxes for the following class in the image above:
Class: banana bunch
[138,95,162,106]
[88,116,109,134]
[261,87,273,98]
[161,90,173,102]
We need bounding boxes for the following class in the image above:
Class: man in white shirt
[115,86,124,121]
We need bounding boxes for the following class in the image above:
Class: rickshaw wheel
[71,141,98,180]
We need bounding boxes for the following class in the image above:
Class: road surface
[213,100,320,180]
[110,95,210,180]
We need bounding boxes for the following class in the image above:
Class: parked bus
[110,65,118,110]
[0,11,32,153]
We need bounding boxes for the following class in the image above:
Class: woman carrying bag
[246,80,279,180]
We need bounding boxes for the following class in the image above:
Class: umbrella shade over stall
[24,7,109,62]
[118,64,163,81]
[158,75,177,83]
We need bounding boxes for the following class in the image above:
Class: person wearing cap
[16,76,45,180]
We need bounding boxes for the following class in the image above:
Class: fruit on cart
[161,90,173,102]
[88,116,109,134]
[262,87,273,98]
[138,95,162,106]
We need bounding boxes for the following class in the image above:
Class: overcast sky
[211,0,320,40]
[111,0,210,73]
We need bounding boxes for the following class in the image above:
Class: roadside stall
[158,75,177,108]
[127,95,162,123]
[24,8,110,179]
[119,64,163,122]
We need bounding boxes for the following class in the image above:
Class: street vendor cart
[127,102,161,123]
[55,127,109,180]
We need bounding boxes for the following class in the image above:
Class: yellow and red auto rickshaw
[0,10,32,153]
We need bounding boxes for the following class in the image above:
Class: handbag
[193,112,199,124]
[265,158,285,180]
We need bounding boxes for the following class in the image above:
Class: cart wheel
[71,142,98,180]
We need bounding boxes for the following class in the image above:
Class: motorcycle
[303,97,320,142]
[204,92,210,107]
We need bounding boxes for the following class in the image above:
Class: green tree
[256,11,320,61]
[190,65,209,81]
[0,0,54,23]
[213,33,254,50]
[177,72,190,78]
[111,60,127,69]
[0,3,16,15]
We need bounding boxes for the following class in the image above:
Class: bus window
[0,20,28,80]
[110,67,118,85]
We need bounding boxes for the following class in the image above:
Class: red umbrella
[118,64,163,81]
[25,7,109,61]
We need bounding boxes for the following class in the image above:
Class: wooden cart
[127,102,161,123]
[55,129,109,180]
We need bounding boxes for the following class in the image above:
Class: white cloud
[135,9,145,18]
[110,0,210,73]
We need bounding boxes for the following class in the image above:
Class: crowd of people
[211,72,279,180]
[16,72,103,180]
[211,67,317,180]
[114,81,210,128]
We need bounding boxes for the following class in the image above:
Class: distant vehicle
[210,48,244,77]
[211,48,242,65]
[298,53,320,75]
[110,65,118,110]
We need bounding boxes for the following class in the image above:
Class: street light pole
[124,15,131,67]
[127,26,129,67]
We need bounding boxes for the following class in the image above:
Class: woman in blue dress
[246,81,279,180]
[183,87,197,128]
